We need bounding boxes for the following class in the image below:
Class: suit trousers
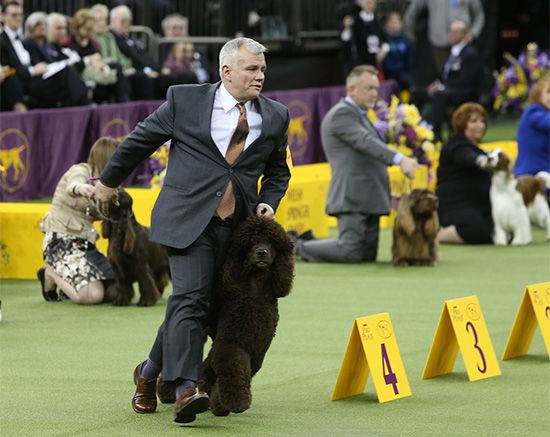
[148,219,233,382]
[296,213,380,263]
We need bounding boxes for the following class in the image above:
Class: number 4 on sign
[332,313,411,403]
[422,296,501,381]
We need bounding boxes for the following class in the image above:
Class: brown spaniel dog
[392,188,439,266]
[101,189,170,306]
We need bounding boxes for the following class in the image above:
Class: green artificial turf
[1,228,548,436]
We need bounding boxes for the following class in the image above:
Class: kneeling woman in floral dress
[38,137,118,304]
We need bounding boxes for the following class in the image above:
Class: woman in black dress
[436,103,493,244]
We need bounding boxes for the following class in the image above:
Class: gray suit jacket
[321,99,397,216]
[100,82,291,249]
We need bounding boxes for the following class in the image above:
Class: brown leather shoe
[156,374,176,404]
[131,363,157,414]
[174,389,210,424]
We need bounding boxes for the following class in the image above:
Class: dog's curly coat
[101,189,170,306]
[392,188,439,266]
[197,215,295,416]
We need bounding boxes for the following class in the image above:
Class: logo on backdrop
[287,100,311,159]
[101,118,130,142]
[0,128,30,193]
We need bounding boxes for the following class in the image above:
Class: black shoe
[37,268,59,302]
[298,230,317,241]
[59,291,70,301]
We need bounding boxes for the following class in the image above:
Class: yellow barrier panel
[422,296,501,381]
[332,313,412,403]
[502,282,550,360]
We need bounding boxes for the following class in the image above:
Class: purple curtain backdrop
[0,83,396,201]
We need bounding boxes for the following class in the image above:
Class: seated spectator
[436,103,493,244]
[158,12,188,64]
[67,8,129,103]
[340,0,386,76]
[162,42,211,84]
[514,76,550,176]
[38,137,119,305]
[411,20,482,141]
[380,11,414,92]
[0,1,88,108]
[0,64,26,111]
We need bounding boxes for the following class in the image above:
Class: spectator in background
[38,137,119,305]
[0,64,26,111]
[162,42,209,84]
[436,103,493,244]
[379,11,414,92]
[404,0,484,76]
[340,0,386,76]
[67,8,129,103]
[410,20,482,141]
[0,1,88,108]
[514,76,550,176]
[158,13,188,64]
[92,4,132,72]
[294,65,419,263]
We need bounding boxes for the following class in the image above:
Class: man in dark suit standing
[295,65,419,263]
[411,20,483,140]
[93,37,290,424]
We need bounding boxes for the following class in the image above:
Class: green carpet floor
[0,228,548,436]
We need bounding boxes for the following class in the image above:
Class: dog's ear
[395,193,416,236]
[101,220,111,239]
[122,220,136,254]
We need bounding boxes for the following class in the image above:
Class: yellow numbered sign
[332,313,411,403]
[422,296,501,381]
[502,282,550,360]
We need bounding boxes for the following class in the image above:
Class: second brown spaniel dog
[392,188,439,266]
[197,215,295,416]
[101,189,170,306]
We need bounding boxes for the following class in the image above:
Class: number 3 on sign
[465,322,487,373]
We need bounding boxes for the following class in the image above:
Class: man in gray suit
[295,65,418,263]
[93,37,290,424]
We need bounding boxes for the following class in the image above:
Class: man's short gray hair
[219,37,267,68]
[161,13,188,34]
[110,5,131,22]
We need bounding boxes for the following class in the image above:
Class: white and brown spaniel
[487,150,550,245]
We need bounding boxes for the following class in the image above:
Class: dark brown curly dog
[392,188,439,266]
[101,189,170,306]
[197,215,295,416]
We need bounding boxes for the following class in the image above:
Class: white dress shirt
[4,26,31,67]
[210,83,262,157]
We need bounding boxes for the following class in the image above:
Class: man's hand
[256,203,274,219]
[399,156,421,179]
[92,181,118,216]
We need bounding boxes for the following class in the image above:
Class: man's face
[164,18,186,37]
[221,46,266,102]
[3,4,24,31]
[49,18,67,43]
[111,12,131,35]
[448,22,466,45]
[349,72,379,109]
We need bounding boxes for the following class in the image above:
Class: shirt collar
[450,41,467,57]
[359,11,374,22]
[218,83,255,114]
[4,26,23,42]
[345,96,367,116]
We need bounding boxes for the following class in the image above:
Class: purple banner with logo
[0,83,397,201]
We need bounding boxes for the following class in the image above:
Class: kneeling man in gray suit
[296,65,419,263]
[93,37,290,423]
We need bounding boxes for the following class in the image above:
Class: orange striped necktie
[215,102,249,219]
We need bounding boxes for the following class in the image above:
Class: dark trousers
[296,213,380,263]
[148,219,232,382]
